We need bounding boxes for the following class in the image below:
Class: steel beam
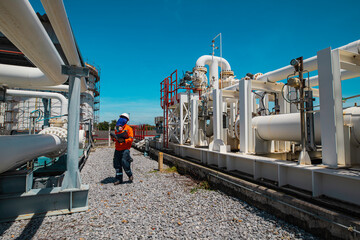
[61,65,89,189]
[167,142,360,206]
[239,79,253,153]
[317,48,347,167]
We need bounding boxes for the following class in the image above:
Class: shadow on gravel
[0,221,13,237]
[16,214,45,240]
[101,177,133,185]
[100,177,117,184]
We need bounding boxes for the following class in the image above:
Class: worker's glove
[118,138,125,143]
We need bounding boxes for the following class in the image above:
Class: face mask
[116,117,128,127]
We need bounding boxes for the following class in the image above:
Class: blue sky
[30,0,360,124]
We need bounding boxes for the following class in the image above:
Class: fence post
[158,152,163,172]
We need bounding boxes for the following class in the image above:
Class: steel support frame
[0,66,90,222]
[168,105,180,144]
[61,66,88,189]
[317,48,349,167]
[239,79,253,153]
[169,143,360,206]
[190,95,199,146]
[0,186,89,222]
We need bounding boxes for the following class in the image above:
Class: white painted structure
[158,39,360,206]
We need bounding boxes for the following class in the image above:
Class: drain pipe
[6,89,68,116]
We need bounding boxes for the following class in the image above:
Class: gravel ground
[0,147,317,239]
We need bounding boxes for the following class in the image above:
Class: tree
[110,119,117,130]
[97,121,109,130]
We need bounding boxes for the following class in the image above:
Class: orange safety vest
[115,124,134,151]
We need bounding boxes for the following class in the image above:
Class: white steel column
[239,79,253,153]
[317,48,346,167]
[179,96,184,145]
[190,96,199,146]
[213,89,222,141]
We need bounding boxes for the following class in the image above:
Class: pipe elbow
[195,55,231,71]
[195,55,213,67]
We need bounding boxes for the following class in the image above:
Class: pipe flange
[221,70,234,77]
[39,127,67,158]
[193,66,207,73]
[253,73,263,80]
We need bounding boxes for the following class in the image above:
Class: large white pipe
[196,55,231,89]
[6,89,68,116]
[0,64,70,91]
[41,0,87,92]
[28,85,69,92]
[0,134,62,174]
[252,107,360,146]
[257,40,360,83]
[0,0,67,86]
[309,70,360,87]
[252,112,322,143]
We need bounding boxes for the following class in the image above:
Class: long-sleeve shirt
[114,124,134,151]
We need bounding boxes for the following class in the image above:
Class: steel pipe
[0,64,70,91]
[0,134,62,174]
[309,70,360,87]
[252,112,322,143]
[257,40,360,83]
[252,107,360,146]
[41,0,87,92]
[195,55,231,89]
[6,89,68,116]
[0,0,67,86]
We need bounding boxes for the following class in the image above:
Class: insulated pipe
[0,64,70,91]
[309,70,360,87]
[0,64,68,89]
[0,134,62,174]
[41,0,87,92]
[252,113,322,143]
[0,64,71,91]
[6,89,68,116]
[27,85,69,92]
[0,0,67,86]
[252,107,360,146]
[257,40,360,83]
[195,55,231,89]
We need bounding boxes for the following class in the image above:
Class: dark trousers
[113,149,132,182]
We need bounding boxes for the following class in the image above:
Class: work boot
[114,180,122,185]
[129,175,133,183]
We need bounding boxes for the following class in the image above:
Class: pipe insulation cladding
[195,55,231,89]
[0,64,69,91]
[41,0,88,92]
[0,134,63,174]
[257,40,360,83]
[251,107,360,146]
[6,89,68,116]
[0,0,67,86]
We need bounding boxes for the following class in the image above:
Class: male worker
[112,113,134,185]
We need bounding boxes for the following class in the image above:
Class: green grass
[190,181,211,194]
[164,166,177,173]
